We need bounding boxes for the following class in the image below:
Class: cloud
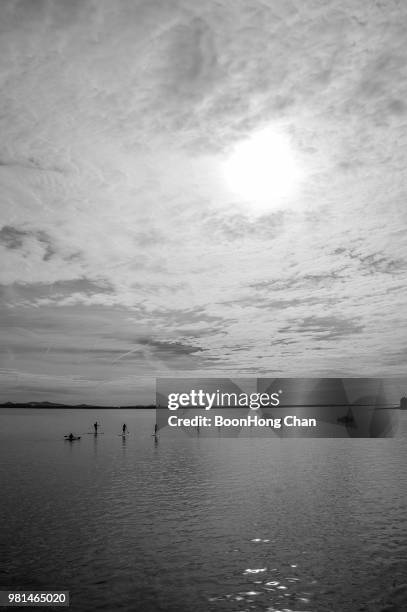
[280,315,364,341]
[137,337,203,355]
[1,0,407,402]
[0,225,28,249]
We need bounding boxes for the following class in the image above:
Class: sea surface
[0,409,407,612]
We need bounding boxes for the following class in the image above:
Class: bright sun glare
[222,126,304,212]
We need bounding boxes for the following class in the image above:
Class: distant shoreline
[0,403,156,409]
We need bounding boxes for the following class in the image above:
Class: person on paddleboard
[93,421,99,434]
[154,423,158,436]
[122,423,128,434]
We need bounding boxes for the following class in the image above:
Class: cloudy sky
[1,0,407,404]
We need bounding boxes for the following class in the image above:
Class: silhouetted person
[68,433,74,440]
[154,423,158,435]
[94,421,99,434]
[122,423,128,434]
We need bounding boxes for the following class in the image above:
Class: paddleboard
[64,436,81,440]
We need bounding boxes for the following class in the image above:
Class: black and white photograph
[1,1,407,611]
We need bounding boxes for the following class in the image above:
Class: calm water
[0,409,407,612]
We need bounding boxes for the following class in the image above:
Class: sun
[221,126,304,212]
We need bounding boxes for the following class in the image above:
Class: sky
[1,0,407,404]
